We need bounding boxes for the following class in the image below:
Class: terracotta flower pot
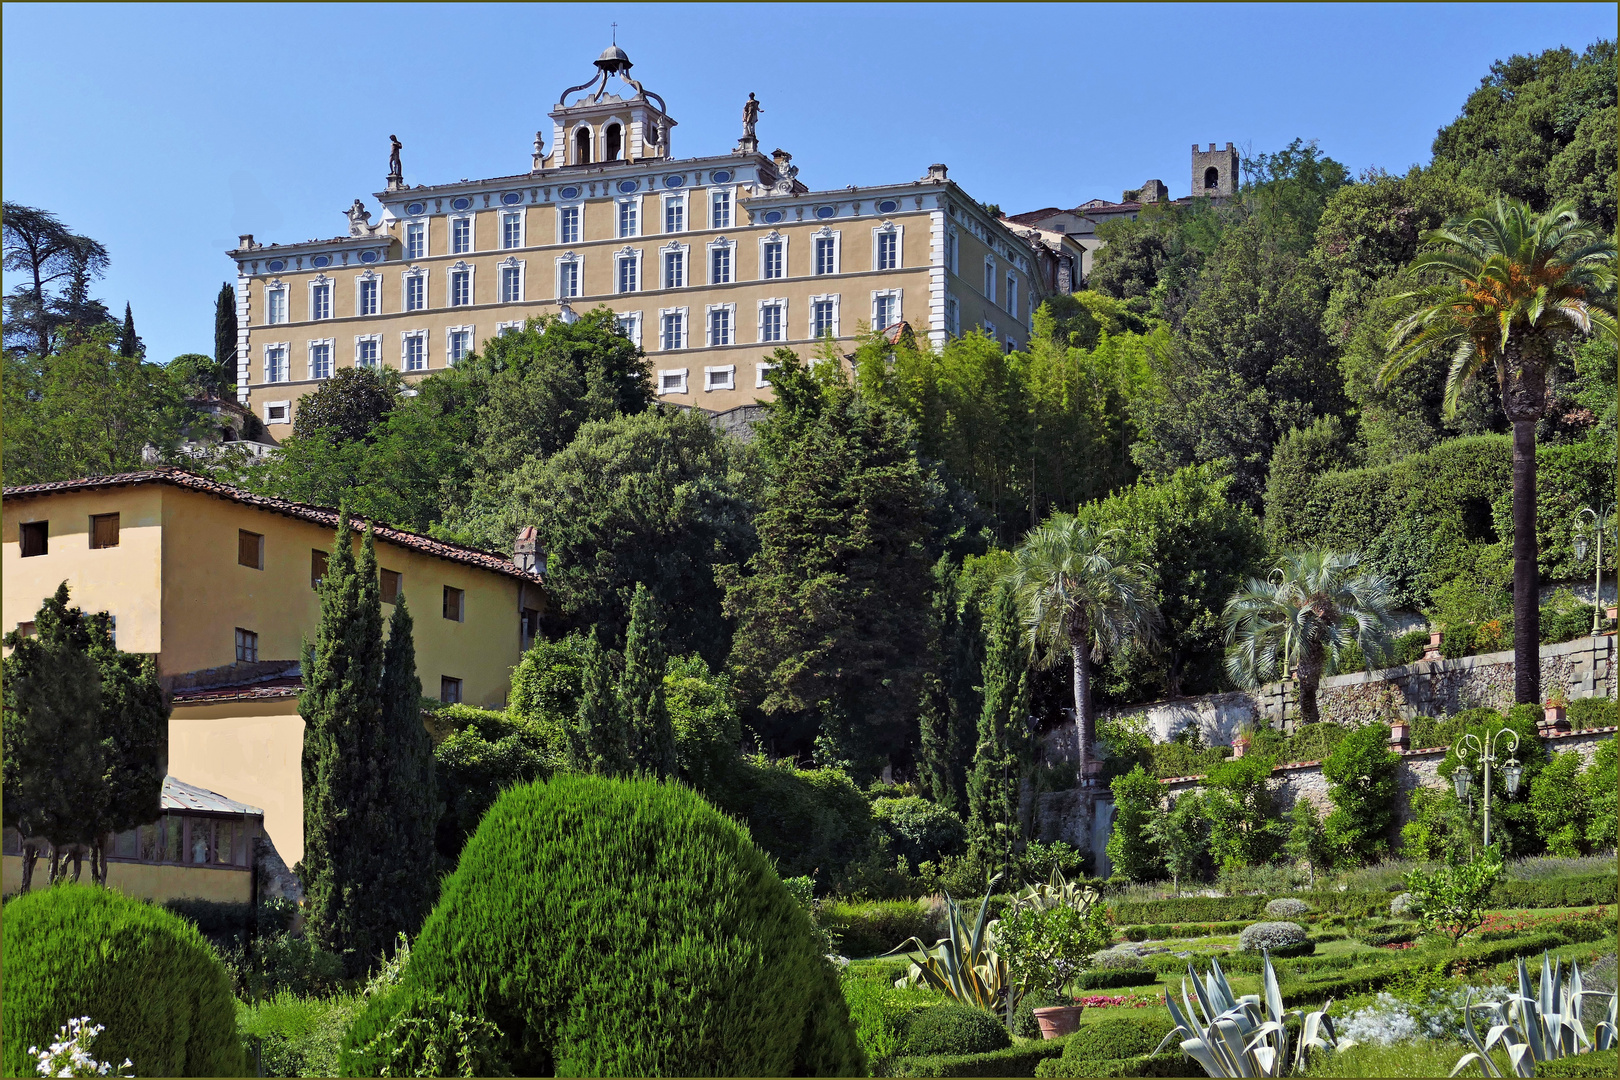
[1544,703,1567,725]
[1033,1004,1085,1040]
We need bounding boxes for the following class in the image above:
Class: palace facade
[228,46,1071,434]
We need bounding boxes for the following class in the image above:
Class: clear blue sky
[3,2,1613,365]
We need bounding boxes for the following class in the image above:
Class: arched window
[604,123,622,162]
[1203,166,1220,190]
[575,126,592,165]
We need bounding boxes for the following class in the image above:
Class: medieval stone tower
[1191,142,1238,198]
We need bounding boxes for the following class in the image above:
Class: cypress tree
[116,302,141,358]
[86,612,168,887]
[374,590,440,943]
[298,509,386,975]
[213,282,237,390]
[966,585,1028,887]
[620,584,675,778]
[572,629,629,776]
[915,672,956,811]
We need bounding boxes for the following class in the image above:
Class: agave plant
[1012,867,1101,913]
[1154,950,1349,1077]
[884,874,1014,1023]
[1451,952,1619,1077]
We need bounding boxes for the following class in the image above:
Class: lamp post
[1576,504,1613,634]
[1451,728,1522,848]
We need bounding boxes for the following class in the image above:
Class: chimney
[514,526,543,576]
[238,234,254,250]
[924,163,948,182]
[771,148,793,170]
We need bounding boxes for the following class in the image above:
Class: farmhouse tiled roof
[170,676,304,705]
[3,468,543,584]
[163,775,263,816]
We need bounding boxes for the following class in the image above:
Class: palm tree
[1005,514,1159,782]
[1379,198,1616,704]
[1223,550,1395,726]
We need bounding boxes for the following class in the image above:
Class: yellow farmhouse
[2,468,547,874]
[228,44,1082,434]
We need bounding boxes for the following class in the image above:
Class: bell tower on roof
[539,44,676,170]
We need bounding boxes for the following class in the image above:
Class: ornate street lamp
[1576,503,1614,634]
[1453,727,1521,848]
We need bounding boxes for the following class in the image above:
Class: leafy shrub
[1265,898,1310,918]
[431,709,554,869]
[820,898,938,958]
[1531,751,1593,856]
[1390,892,1414,918]
[1535,1047,1620,1077]
[663,653,744,791]
[1072,968,1159,990]
[1017,841,1091,885]
[1488,872,1617,909]
[1062,1016,1178,1064]
[1,884,244,1077]
[347,985,509,1078]
[1036,1051,1193,1078]
[872,796,969,868]
[1360,928,1417,947]
[1567,696,1618,731]
[1091,947,1148,970]
[905,1004,1011,1056]
[341,774,863,1077]
[706,755,878,888]
[1238,921,1308,952]
[239,991,362,1079]
[839,975,942,1073]
[891,1037,1073,1078]
[1391,630,1430,666]
[1111,895,1266,924]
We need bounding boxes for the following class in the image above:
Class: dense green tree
[2,202,108,358]
[85,612,167,887]
[1148,790,1209,893]
[1381,199,1616,704]
[2,332,189,483]
[1105,764,1162,882]
[1284,798,1334,884]
[116,303,141,358]
[620,583,676,778]
[51,245,116,350]
[214,281,237,377]
[1224,550,1396,725]
[1432,41,1617,231]
[721,351,933,775]
[1320,722,1402,862]
[1006,514,1158,779]
[507,632,589,736]
[375,592,440,943]
[1088,198,1229,322]
[166,353,233,400]
[461,407,754,663]
[432,708,554,871]
[1202,753,1283,871]
[292,367,402,442]
[2,585,105,890]
[1078,464,1264,700]
[1262,417,1358,551]
[966,587,1029,885]
[1582,737,1617,851]
[662,653,743,792]
[1529,749,1591,856]
[570,629,629,776]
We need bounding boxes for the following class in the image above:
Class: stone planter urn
[1423,630,1444,661]
[1389,719,1411,750]
[1607,605,1617,625]
[1543,702,1569,732]
[1033,1004,1085,1039]
[1232,736,1251,759]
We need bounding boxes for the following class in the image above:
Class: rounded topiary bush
[1061,1016,1177,1063]
[1390,892,1415,918]
[1091,946,1146,970]
[905,1004,1011,1056]
[340,774,863,1077]
[1265,897,1310,918]
[1,883,244,1077]
[1238,920,1308,952]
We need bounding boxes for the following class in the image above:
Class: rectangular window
[615,312,641,345]
[1006,338,1017,354]
[756,362,775,388]
[214,820,238,866]
[267,289,287,325]
[984,319,997,340]
[380,568,402,605]
[558,260,579,298]
[711,189,731,229]
[658,369,687,394]
[617,255,638,294]
[500,265,522,303]
[664,197,684,234]
[877,231,898,270]
[501,211,522,249]
[814,236,836,275]
[311,549,327,589]
[660,311,685,350]
[443,585,464,622]
[138,821,162,862]
[663,250,685,289]
[947,295,960,334]
[359,278,379,316]
[710,245,731,284]
[16,622,36,638]
[235,627,258,662]
[708,307,732,346]
[451,217,472,254]
[448,329,471,364]
[357,338,379,368]
[1006,274,1017,318]
[762,241,784,280]
[813,299,836,338]
[310,342,333,380]
[20,521,48,557]
[265,403,289,424]
[450,270,470,307]
[405,274,425,311]
[440,676,462,704]
[406,222,425,259]
[760,303,783,343]
[189,819,210,865]
[266,346,288,383]
[984,261,996,301]
[163,817,182,862]
[90,513,120,550]
[111,827,137,859]
[618,200,638,238]
[310,282,331,320]
[403,334,427,371]
[237,530,263,569]
[705,365,734,391]
[559,206,580,244]
[874,294,897,330]
[521,607,542,649]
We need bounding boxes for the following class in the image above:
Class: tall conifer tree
[116,302,141,358]
[571,629,629,776]
[86,612,167,887]
[214,281,237,385]
[915,671,956,811]
[620,583,675,778]
[373,590,440,940]
[966,585,1028,886]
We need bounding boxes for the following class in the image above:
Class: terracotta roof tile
[163,775,263,816]
[3,468,543,584]
[171,676,303,705]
